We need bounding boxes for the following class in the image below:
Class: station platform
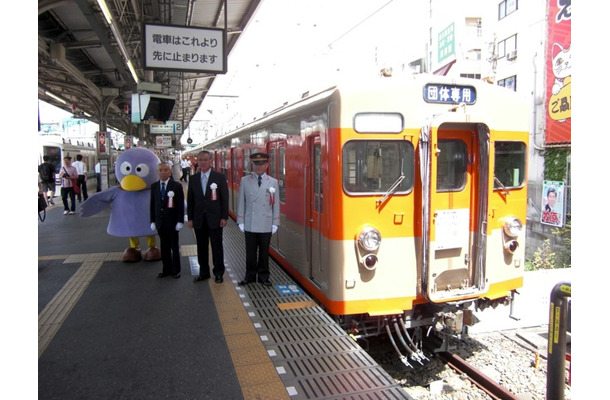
[38,190,413,400]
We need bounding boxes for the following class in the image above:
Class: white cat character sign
[546,0,571,144]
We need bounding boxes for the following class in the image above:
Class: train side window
[342,140,414,194]
[493,141,526,189]
[279,146,286,203]
[232,149,240,184]
[242,148,250,176]
[269,148,276,177]
[436,140,467,192]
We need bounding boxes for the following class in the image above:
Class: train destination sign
[423,84,477,105]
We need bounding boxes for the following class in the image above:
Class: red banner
[545,0,571,144]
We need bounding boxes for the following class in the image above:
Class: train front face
[319,76,528,338]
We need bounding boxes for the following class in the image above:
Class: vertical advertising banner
[545,0,571,144]
[541,180,565,227]
[96,131,109,157]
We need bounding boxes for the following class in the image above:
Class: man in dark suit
[187,150,229,283]
[150,162,185,279]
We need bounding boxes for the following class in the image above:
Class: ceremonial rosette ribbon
[167,191,174,208]
[268,186,276,205]
[210,182,218,200]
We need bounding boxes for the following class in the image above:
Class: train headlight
[504,240,519,254]
[358,226,381,252]
[503,217,523,238]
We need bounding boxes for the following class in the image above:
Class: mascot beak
[121,175,147,191]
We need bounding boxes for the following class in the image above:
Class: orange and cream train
[186,75,528,359]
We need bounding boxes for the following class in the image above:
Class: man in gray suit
[236,152,280,286]
[187,150,229,283]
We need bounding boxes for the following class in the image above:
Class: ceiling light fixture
[45,91,68,105]
[96,0,140,83]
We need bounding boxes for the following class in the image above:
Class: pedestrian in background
[72,154,88,202]
[95,161,101,192]
[236,152,280,286]
[150,162,185,279]
[180,156,191,182]
[59,156,78,215]
[38,155,56,205]
[187,150,229,283]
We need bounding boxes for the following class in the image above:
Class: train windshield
[342,140,414,194]
[493,141,527,189]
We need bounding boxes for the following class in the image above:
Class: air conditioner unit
[507,50,518,61]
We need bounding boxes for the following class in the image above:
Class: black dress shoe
[238,279,253,286]
[157,273,169,278]
[260,280,272,287]
[215,275,223,283]
[193,275,210,282]
[172,272,181,279]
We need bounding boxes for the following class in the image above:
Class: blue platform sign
[424,84,477,105]
[275,284,303,295]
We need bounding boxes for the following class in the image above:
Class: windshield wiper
[376,174,405,206]
[494,176,510,196]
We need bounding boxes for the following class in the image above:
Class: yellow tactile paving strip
[206,258,290,399]
[38,248,290,399]
[38,257,104,358]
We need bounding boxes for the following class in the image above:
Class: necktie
[202,173,207,195]
[258,175,262,187]
[161,182,166,198]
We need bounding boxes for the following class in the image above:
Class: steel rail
[438,351,520,400]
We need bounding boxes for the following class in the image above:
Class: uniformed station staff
[236,152,280,286]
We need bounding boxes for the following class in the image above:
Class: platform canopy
[38,0,261,145]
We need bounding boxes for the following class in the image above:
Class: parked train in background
[185,75,529,362]
[38,138,121,196]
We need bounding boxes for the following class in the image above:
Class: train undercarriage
[336,293,514,368]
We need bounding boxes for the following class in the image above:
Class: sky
[187,0,427,142]
[37,0,428,146]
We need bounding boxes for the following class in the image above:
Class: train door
[306,135,322,281]
[422,123,489,302]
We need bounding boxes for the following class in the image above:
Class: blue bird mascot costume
[80,147,162,262]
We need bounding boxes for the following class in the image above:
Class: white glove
[272,225,278,234]
[176,222,183,231]
[238,223,244,232]
[150,222,156,231]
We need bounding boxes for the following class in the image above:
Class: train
[38,137,122,196]
[184,74,529,362]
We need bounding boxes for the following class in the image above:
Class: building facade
[424,0,571,260]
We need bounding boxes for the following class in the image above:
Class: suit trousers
[244,231,272,281]
[159,226,181,276]
[194,225,225,278]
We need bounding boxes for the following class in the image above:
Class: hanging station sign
[143,23,227,74]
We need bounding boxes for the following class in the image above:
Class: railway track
[437,350,520,400]
[366,329,571,399]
